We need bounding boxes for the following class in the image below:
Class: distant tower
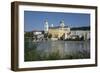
[51,24,54,27]
[44,19,49,33]
[60,20,65,27]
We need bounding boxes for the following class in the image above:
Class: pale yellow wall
[48,28,67,38]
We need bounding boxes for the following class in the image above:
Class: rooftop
[49,26,68,29]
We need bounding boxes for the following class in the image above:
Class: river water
[35,40,89,58]
[25,40,90,61]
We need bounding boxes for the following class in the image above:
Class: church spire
[51,24,54,27]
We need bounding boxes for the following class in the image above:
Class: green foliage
[48,34,52,39]
[24,32,33,37]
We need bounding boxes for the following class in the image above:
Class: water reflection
[24,39,90,61]
[36,40,90,57]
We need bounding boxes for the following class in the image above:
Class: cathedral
[44,19,71,40]
[30,19,90,41]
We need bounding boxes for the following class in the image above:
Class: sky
[24,11,90,32]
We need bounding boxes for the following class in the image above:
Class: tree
[25,32,33,37]
[48,34,52,39]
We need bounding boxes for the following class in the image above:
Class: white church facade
[44,19,71,40]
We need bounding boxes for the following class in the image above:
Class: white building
[70,27,90,40]
[32,31,44,41]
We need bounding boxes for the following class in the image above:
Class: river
[25,40,90,61]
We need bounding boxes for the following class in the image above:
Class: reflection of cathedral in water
[36,40,90,58]
[50,41,65,58]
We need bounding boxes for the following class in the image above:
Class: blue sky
[24,11,90,31]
